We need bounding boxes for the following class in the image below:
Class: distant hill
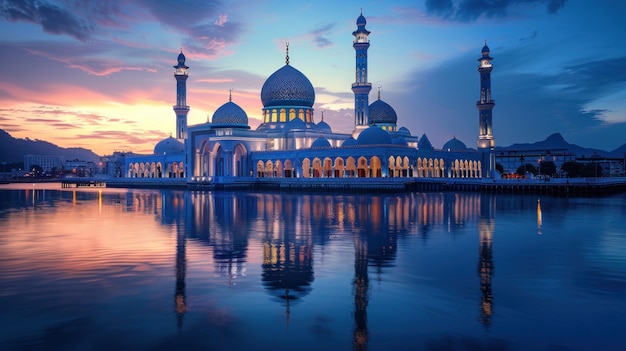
[0,129,100,163]
[497,133,624,158]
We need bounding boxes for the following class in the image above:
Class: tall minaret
[477,42,495,178]
[173,50,189,140]
[351,10,372,136]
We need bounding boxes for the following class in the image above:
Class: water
[1,183,625,350]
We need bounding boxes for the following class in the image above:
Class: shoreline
[4,176,622,196]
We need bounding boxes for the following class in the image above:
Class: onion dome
[311,136,331,148]
[481,44,490,54]
[154,136,184,155]
[315,120,332,133]
[398,126,411,136]
[261,64,315,108]
[353,10,370,36]
[418,134,434,151]
[479,40,493,61]
[357,126,391,145]
[342,137,357,147]
[369,98,397,125]
[357,13,366,27]
[174,50,189,69]
[211,100,249,128]
[442,136,468,151]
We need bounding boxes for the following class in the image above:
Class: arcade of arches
[255,156,481,178]
[128,161,185,178]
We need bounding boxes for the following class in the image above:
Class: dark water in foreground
[0,183,625,351]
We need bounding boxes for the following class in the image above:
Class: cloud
[310,23,335,48]
[0,0,94,41]
[424,0,568,21]
[141,0,243,57]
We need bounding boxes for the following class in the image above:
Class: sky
[1,0,625,156]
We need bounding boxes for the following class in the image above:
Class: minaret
[477,42,495,178]
[173,50,189,140]
[351,10,372,136]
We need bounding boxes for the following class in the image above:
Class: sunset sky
[1,0,625,155]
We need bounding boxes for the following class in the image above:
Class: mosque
[125,12,496,187]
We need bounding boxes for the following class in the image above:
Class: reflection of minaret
[537,198,542,235]
[353,235,369,351]
[478,194,495,327]
[175,224,186,331]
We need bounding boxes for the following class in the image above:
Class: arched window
[370,156,382,178]
[256,161,265,177]
[346,157,356,177]
[334,157,345,178]
[302,158,311,178]
[271,109,277,122]
[323,157,333,177]
[279,109,287,122]
[312,158,323,178]
[357,156,368,178]
[289,109,296,121]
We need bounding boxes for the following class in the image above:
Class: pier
[61,179,106,188]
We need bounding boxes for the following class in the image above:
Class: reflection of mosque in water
[123,189,496,342]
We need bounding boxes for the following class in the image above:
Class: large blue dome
[442,137,468,151]
[357,126,391,145]
[212,101,248,127]
[369,99,397,124]
[154,136,184,155]
[261,64,315,108]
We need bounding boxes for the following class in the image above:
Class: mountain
[0,129,100,163]
[497,133,621,158]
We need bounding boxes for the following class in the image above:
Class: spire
[377,86,381,100]
[229,88,232,102]
[321,109,325,122]
[285,42,290,65]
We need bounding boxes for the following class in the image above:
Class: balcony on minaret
[352,82,372,88]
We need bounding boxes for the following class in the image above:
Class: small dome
[261,64,315,108]
[392,136,407,146]
[418,134,434,151]
[285,117,307,131]
[154,136,184,155]
[369,99,397,125]
[311,136,331,148]
[211,101,248,127]
[342,137,358,147]
[357,126,391,145]
[481,44,490,54]
[442,137,468,151]
[177,51,186,64]
[315,120,332,133]
[398,126,411,136]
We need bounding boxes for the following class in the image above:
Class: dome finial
[285,42,290,65]
[377,85,381,100]
[229,88,233,102]
[321,109,325,122]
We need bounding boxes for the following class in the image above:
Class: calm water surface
[0,183,625,350]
